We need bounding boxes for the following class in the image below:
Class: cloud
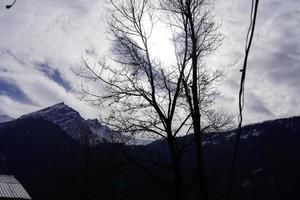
[0,0,299,125]
[0,95,37,118]
[0,78,32,104]
[212,0,300,123]
[0,0,108,119]
[35,63,72,91]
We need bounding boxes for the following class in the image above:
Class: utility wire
[6,0,16,9]
[227,0,260,199]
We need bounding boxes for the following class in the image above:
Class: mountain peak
[19,102,88,141]
[17,102,118,145]
[20,102,74,119]
[15,103,147,145]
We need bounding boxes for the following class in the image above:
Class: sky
[0,0,299,124]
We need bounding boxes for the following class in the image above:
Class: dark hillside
[0,116,299,199]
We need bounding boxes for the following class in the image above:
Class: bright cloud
[0,0,299,124]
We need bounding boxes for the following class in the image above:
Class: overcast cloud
[0,0,299,124]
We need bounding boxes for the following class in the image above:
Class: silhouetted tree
[76,0,231,199]
[159,0,233,199]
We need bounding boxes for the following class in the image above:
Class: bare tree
[76,0,231,199]
[159,0,232,199]
[76,0,191,199]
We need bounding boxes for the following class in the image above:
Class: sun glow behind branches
[148,22,176,66]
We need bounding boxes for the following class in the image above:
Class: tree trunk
[168,134,184,200]
[193,122,208,200]
[188,5,209,199]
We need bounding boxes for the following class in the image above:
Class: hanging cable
[227,0,260,199]
[6,0,16,9]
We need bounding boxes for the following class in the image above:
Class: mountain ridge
[8,102,149,145]
[18,102,110,144]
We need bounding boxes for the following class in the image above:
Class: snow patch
[226,132,235,139]
[252,168,263,174]
[242,180,252,187]
[241,134,249,140]
[252,129,262,137]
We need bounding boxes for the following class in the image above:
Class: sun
[148,22,177,66]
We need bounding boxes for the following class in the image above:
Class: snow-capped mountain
[0,114,14,123]
[19,103,113,145]
[86,119,112,139]
[16,102,148,145]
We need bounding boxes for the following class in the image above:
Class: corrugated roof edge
[0,175,31,199]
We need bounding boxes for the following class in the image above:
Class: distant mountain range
[0,103,299,200]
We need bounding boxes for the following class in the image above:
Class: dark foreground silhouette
[0,116,299,200]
